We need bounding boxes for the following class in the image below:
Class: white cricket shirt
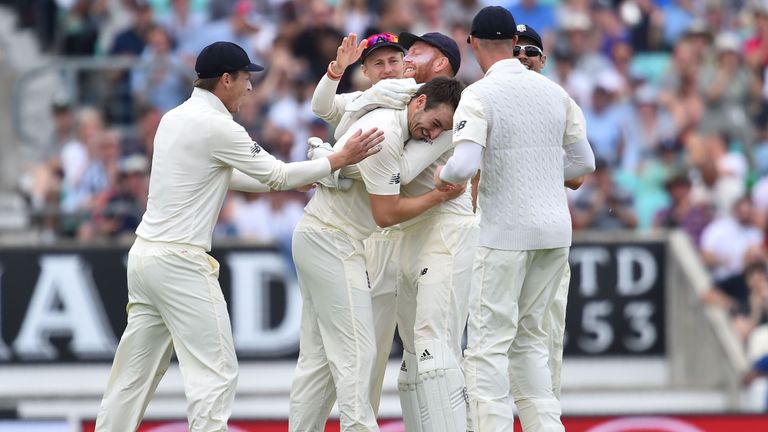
[304,107,408,240]
[136,88,331,250]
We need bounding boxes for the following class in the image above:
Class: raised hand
[331,33,369,76]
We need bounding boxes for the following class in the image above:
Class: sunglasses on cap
[513,45,543,57]
[365,32,399,47]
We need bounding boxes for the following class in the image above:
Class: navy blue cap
[195,41,264,79]
[515,24,542,50]
[399,32,461,76]
[469,6,517,41]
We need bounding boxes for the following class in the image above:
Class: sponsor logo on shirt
[389,173,401,184]
[420,267,428,276]
[454,120,467,133]
[250,143,262,156]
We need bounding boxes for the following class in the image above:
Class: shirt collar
[191,87,233,119]
[398,107,410,143]
[484,58,526,78]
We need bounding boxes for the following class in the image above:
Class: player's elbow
[373,213,398,228]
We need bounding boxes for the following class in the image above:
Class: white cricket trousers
[398,213,477,361]
[464,247,568,432]
[365,229,402,409]
[289,218,379,431]
[546,265,569,399]
[95,238,238,432]
[510,265,570,404]
[286,228,402,425]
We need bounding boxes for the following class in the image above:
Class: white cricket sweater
[460,59,573,250]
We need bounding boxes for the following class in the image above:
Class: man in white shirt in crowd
[308,31,478,431]
[435,8,595,432]
[95,41,383,432]
[290,77,466,431]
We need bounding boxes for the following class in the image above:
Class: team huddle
[93,5,595,432]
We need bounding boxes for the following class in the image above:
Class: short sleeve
[563,96,587,146]
[452,89,487,148]
[357,129,402,196]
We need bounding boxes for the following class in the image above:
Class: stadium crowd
[5,0,768,405]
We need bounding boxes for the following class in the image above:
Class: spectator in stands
[159,0,208,44]
[700,197,765,314]
[583,70,625,168]
[130,24,190,113]
[698,32,758,161]
[290,1,345,80]
[572,158,638,230]
[661,0,696,48]
[180,0,262,69]
[79,154,149,241]
[363,0,415,37]
[546,42,592,107]
[107,0,157,123]
[410,0,448,36]
[745,1,768,70]
[733,261,768,343]
[658,38,704,132]
[110,0,154,56]
[653,173,713,248]
[688,132,748,218]
[60,107,103,214]
[120,104,161,160]
[70,127,121,223]
[508,0,556,40]
[27,94,77,213]
[59,0,107,56]
[625,0,665,53]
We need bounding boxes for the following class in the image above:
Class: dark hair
[414,77,465,112]
[745,261,768,280]
[193,70,242,91]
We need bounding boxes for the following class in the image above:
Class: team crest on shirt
[250,143,262,156]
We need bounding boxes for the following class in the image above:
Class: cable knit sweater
[466,59,573,250]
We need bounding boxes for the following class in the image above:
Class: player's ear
[540,54,547,68]
[414,93,427,109]
[435,57,449,74]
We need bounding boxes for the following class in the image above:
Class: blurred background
[0,0,767,430]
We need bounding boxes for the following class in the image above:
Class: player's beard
[403,64,417,79]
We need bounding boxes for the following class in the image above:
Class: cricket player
[495,23,586,402]
[307,33,411,416]
[435,7,596,432]
[290,77,466,431]
[309,31,477,431]
[94,41,384,432]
